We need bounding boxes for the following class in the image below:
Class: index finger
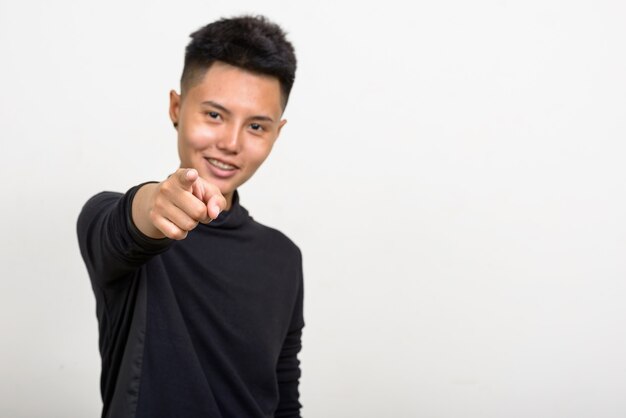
[173,168,198,190]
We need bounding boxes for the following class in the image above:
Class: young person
[77,15,304,418]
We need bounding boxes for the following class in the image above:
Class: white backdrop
[1,0,626,417]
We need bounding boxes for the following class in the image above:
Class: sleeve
[76,183,173,287]
[275,253,305,418]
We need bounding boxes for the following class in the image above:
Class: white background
[1,0,626,417]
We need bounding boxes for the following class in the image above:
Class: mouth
[206,157,238,171]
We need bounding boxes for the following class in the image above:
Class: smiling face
[169,61,287,209]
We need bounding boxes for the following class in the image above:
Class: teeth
[208,158,236,170]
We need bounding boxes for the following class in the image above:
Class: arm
[275,263,305,417]
[77,183,171,287]
[77,168,226,286]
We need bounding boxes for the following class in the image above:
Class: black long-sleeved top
[77,185,304,418]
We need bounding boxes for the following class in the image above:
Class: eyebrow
[201,100,275,123]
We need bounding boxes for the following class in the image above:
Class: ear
[276,119,287,138]
[169,90,181,128]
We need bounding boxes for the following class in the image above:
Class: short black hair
[181,15,297,109]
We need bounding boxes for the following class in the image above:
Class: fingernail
[213,206,221,217]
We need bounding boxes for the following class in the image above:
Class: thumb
[207,193,227,220]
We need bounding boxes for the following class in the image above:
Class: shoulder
[78,190,121,217]
[77,191,123,226]
[81,191,123,211]
[248,218,302,261]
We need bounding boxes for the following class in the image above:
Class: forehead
[183,62,283,116]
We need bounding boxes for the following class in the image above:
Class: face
[169,61,287,209]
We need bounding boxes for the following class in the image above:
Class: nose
[216,124,242,154]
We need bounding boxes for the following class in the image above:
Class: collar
[205,189,250,229]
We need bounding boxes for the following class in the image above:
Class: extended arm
[77,168,226,286]
[77,184,172,286]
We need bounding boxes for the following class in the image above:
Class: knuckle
[159,181,173,196]
[170,228,187,241]
[148,209,160,224]
[152,200,166,216]
[184,219,198,231]
[192,206,206,220]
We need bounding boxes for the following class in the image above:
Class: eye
[250,123,263,131]
[206,111,221,120]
